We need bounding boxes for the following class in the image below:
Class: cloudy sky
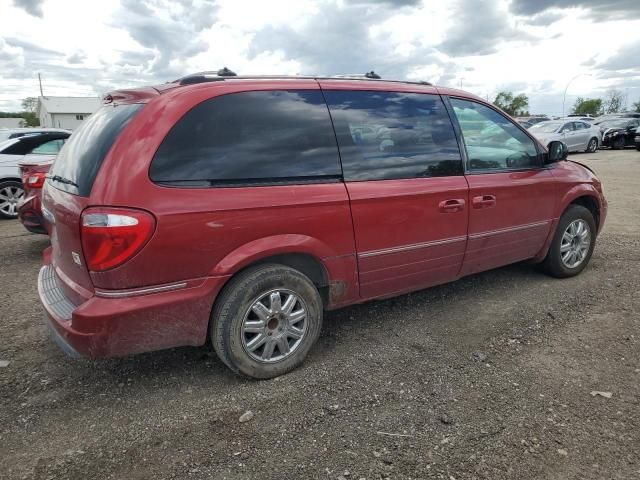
[1,0,639,114]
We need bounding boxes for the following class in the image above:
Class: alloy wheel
[0,185,24,218]
[560,219,591,269]
[587,138,597,152]
[241,289,308,363]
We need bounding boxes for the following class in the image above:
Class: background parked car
[0,127,70,143]
[18,157,53,234]
[515,115,550,126]
[593,112,640,125]
[599,118,640,149]
[529,120,600,153]
[0,132,70,219]
[562,115,594,123]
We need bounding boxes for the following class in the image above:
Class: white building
[37,96,101,130]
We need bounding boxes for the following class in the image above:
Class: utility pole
[38,73,44,97]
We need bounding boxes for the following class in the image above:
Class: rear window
[324,91,462,181]
[49,103,143,196]
[149,90,341,186]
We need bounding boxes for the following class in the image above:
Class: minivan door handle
[472,195,496,209]
[438,199,465,213]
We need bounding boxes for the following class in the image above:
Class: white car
[0,132,70,218]
[529,120,600,153]
[0,127,70,143]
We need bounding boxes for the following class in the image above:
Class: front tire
[612,137,625,150]
[542,205,596,278]
[585,137,598,153]
[211,264,323,379]
[0,180,24,219]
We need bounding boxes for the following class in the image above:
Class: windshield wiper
[47,174,79,188]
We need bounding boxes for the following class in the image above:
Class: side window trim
[317,85,347,183]
[445,95,546,174]
[441,95,470,172]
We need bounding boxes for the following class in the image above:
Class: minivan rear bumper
[38,264,229,358]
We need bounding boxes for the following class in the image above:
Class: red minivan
[38,73,607,378]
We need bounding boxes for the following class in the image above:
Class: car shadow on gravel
[35,260,546,398]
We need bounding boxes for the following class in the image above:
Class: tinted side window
[324,91,462,181]
[451,98,539,171]
[150,90,341,185]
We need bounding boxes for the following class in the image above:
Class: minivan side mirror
[546,140,568,163]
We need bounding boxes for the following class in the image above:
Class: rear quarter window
[49,103,143,196]
[149,90,341,186]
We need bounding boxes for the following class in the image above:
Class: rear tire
[542,205,596,278]
[0,180,24,219]
[585,137,598,153]
[211,264,323,379]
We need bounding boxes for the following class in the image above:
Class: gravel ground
[1,149,639,480]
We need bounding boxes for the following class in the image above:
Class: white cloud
[0,0,639,113]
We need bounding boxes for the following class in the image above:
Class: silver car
[0,132,69,218]
[529,120,600,153]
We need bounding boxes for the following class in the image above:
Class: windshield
[0,131,11,142]
[529,122,562,133]
[49,103,144,196]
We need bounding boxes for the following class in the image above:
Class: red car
[18,159,53,234]
[38,73,607,378]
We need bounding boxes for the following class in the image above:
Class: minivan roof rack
[175,70,432,87]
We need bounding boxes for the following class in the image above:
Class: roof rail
[175,70,432,87]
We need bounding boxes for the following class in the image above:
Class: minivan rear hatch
[42,103,144,300]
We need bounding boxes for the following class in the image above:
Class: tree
[633,100,640,113]
[493,91,529,116]
[572,97,603,116]
[18,97,40,126]
[22,112,39,127]
[603,89,624,114]
[21,97,38,113]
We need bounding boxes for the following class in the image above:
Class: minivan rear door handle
[472,195,496,209]
[438,199,465,213]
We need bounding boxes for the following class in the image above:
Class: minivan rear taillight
[81,207,155,271]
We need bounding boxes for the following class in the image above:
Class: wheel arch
[558,185,601,223]
[210,234,341,307]
[533,186,603,263]
[569,194,600,229]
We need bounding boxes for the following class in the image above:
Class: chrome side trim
[95,282,188,298]
[359,235,467,259]
[469,220,550,240]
